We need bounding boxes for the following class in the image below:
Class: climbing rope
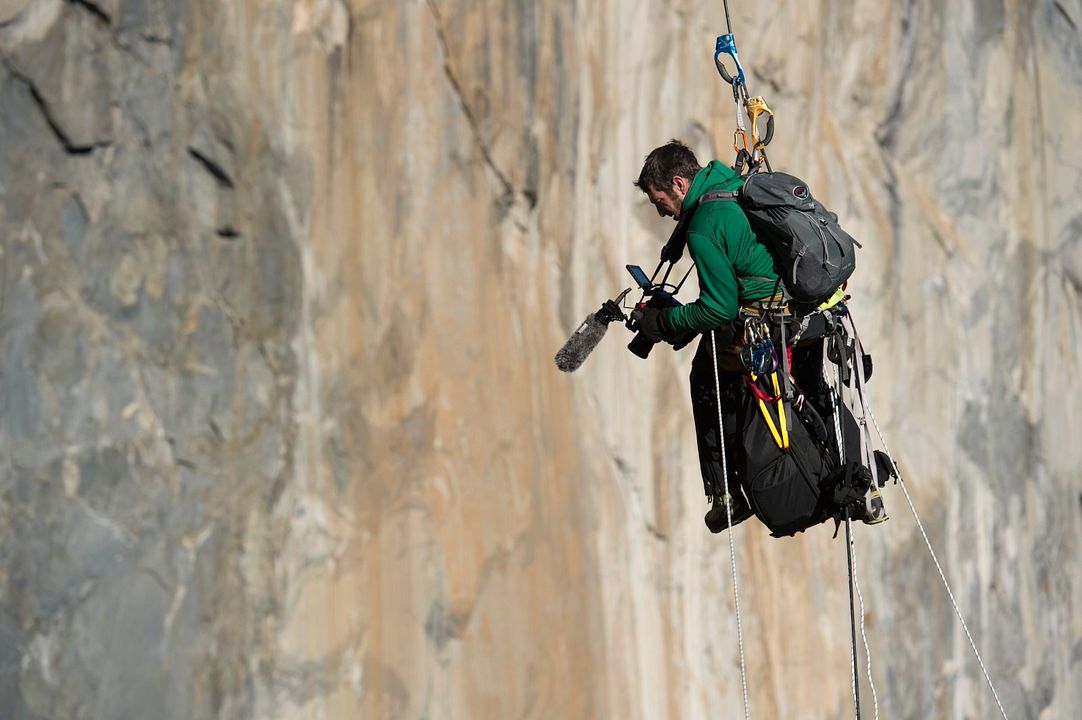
[837,326,885,719]
[844,514,863,720]
[852,541,880,720]
[832,369,863,720]
[711,330,751,720]
[864,401,1010,720]
[842,313,1009,720]
[834,360,884,720]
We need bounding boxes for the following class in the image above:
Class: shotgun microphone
[554,290,630,372]
[555,313,611,372]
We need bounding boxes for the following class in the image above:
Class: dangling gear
[863,487,889,525]
[825,462,890,538]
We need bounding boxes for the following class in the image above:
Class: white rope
[851,533,879,720]
[835,352,878,718]
[711,330,751,720]
[865,393,1010,720]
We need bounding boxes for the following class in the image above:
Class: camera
[623,263,694,358]
[627,328,659,358]
[626,294,694,358]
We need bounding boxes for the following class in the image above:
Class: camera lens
[628,332,656,359]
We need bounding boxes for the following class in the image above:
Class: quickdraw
[742,319,790,449]
[740,317,778,375]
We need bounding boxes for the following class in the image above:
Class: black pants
[689,329,747,498]
[689,326,843,498]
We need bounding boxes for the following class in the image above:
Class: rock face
[0,1,1079,718]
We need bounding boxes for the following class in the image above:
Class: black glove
[595,298,626,325]
[630,306,680,343]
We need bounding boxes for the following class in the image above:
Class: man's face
[644,176,689,221]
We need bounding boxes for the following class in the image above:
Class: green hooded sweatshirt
[667,160,780,332]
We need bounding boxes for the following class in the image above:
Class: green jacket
[668,161,779,332]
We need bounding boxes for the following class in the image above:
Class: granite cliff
[0,0,1079,718]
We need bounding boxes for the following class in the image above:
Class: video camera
[624,262,695,358]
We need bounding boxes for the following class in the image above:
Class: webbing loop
[747,372,789,449]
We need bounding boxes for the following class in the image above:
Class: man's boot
[705,491,754,533]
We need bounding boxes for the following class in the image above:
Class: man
[631,140,784,532]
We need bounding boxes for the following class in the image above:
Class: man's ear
[671,175,690,195]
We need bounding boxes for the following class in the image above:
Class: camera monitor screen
[626,264,652,289]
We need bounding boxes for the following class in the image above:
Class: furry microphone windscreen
[554,313,610,372]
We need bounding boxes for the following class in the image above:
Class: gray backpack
[704,171,860,306]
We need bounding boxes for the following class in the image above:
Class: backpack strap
[699,190,740,204]
[708,188,787,308]
[672,188,786,311]
[659,207,696,262]
[738,275,785,298]
[659,189,741,262]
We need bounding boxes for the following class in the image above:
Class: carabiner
[714,34,746,90]
[746,95,775,149]
[733,128,749,155]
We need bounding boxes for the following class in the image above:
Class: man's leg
[689,331,752,531]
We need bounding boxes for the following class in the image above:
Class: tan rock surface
[0,1,1078,718]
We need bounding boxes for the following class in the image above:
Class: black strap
[699,189,740,204]
[659,189,741,263]
[659,209,695,263]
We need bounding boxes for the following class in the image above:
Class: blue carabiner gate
[714,34,746,90]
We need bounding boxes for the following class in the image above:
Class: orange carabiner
[733,128,749,154]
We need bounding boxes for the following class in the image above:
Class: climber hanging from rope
[555,42,890,537]
[623,137,890,536]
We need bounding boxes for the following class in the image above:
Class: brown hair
[634,140,701,192]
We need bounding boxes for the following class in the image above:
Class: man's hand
[630,306,681,343]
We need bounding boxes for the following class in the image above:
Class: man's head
[635,140,702,221]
